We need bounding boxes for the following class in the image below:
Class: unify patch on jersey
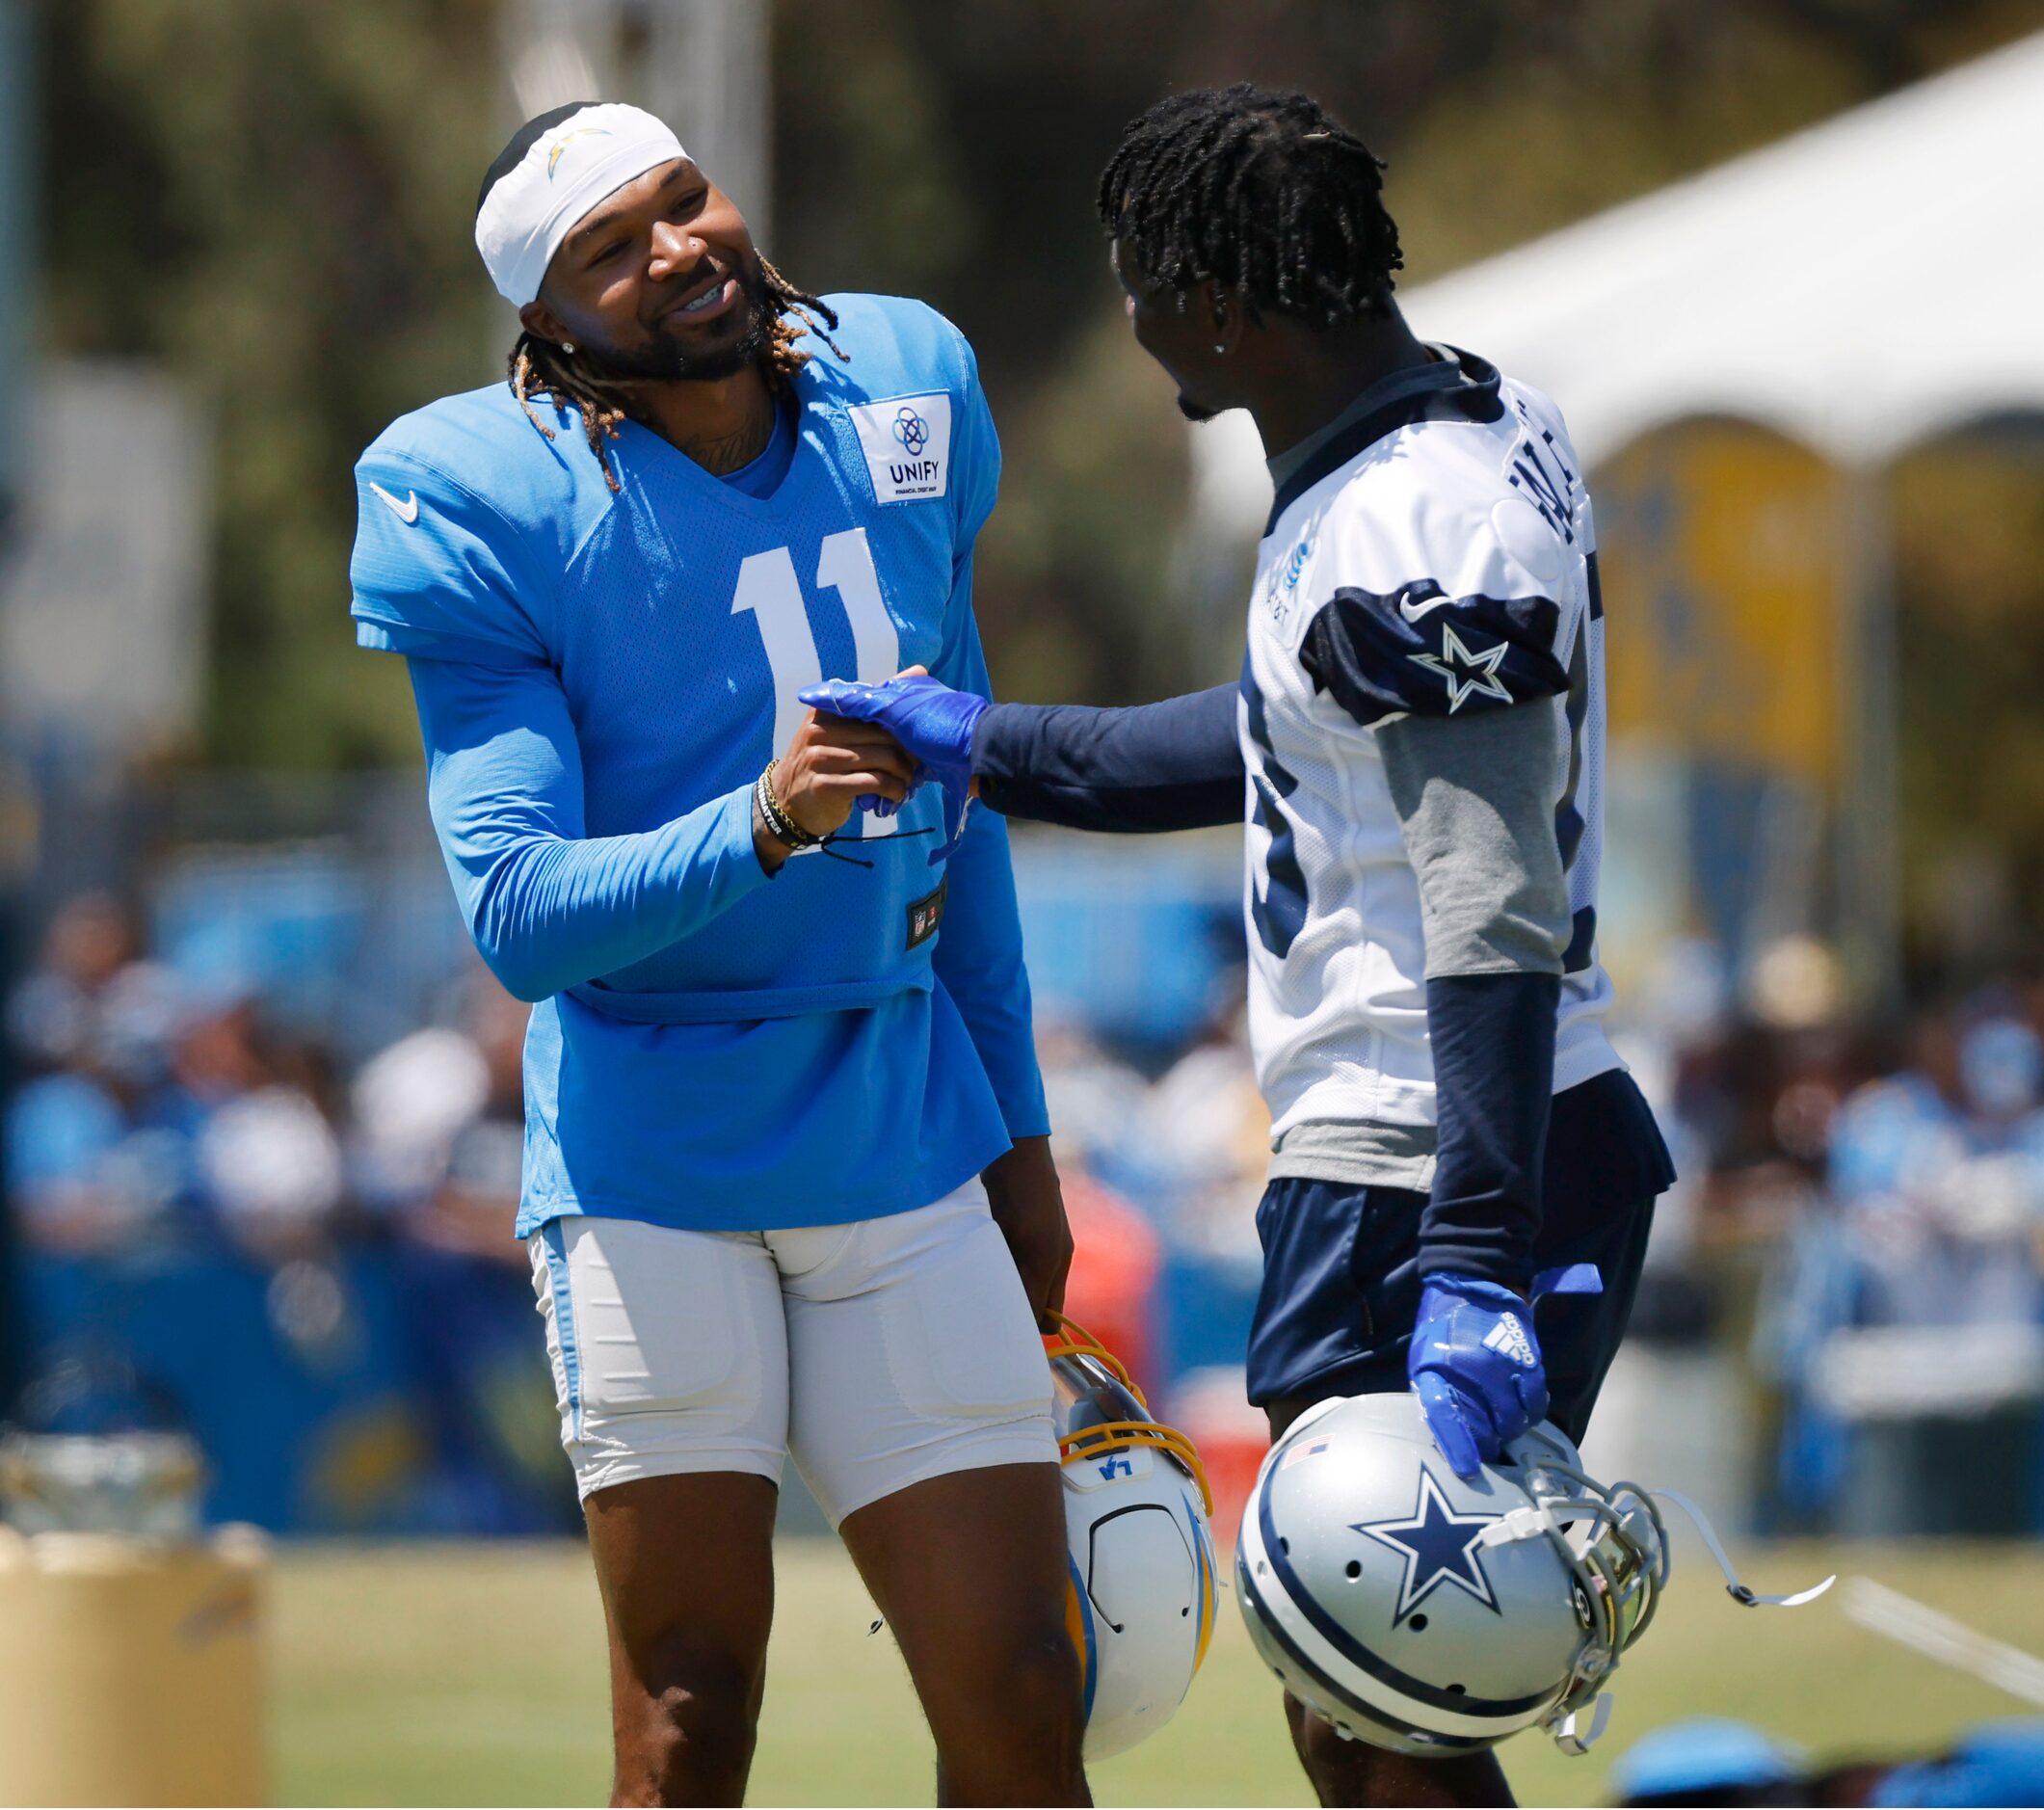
[847,393,952,503]
[905,874,949,949]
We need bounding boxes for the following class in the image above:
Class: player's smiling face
[520,156,769,381]
[1110,238,1233,423]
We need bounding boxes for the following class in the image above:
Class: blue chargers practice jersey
[349,294,1047,1236]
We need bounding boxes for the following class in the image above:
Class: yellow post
[0,1526,268,1806]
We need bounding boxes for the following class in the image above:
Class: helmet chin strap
[1649,1488,1838,1609]
[1550,1693,1615,1756]
[1485,1459,1835,1610]
[1478,1461,1832,1755]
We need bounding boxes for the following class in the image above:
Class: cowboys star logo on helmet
[1354,1466,1504,1623]
[1234,1393,1833,1761]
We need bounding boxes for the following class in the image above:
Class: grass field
[270,1537,2044,1806]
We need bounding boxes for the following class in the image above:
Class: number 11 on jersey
[730,527,902,836]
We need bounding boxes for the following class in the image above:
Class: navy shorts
[1245,1067,1675,1442]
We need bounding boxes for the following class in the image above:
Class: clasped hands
[757,668,986,868]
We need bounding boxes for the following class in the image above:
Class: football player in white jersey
[805,85,1675,1808]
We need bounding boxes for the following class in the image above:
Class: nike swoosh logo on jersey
[370,482,420,524]
[1397,589,1451,623]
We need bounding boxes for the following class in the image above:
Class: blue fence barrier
[22,1246,575,1533]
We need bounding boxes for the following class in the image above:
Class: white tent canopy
[1195,30,2044,536]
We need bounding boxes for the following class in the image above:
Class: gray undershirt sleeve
[1267,703,1573,1190]
[1376,705,1571,978]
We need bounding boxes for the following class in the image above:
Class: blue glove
[798,675,989,864]
[1408,1264,1602,1478]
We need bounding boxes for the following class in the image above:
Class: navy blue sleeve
[1300,585,1568,728]
[970,684,1244,833]
[1416,972,1560,1291]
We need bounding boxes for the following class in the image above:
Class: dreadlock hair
[1098,84,1404,331]
[506,257,847,492]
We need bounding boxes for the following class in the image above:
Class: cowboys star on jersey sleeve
[1294,489,1573,731]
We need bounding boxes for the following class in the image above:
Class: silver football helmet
[1235,1392,1829,1758]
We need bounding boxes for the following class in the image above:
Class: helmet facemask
[1046,1317,1213,1517]
[1490,1428,1671,1734]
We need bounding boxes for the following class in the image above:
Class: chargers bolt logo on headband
[475,102,688,306]
[547,126,613,178]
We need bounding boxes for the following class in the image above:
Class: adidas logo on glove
[1481,1313,1537,1368]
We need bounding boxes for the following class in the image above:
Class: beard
[579,264,772,385]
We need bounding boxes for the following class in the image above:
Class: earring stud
[562,341,576,355]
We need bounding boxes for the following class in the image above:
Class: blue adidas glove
[1409,1265,1602,1478]
[798,674,989,864]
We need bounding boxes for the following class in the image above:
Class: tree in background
[38,0,2044,763]
[44,0,503,769]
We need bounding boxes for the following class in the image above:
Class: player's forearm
[458,787,768,1002]
[410,654,773,1003]
[1379,705,1571,1289]
[1416,972,1558,1290]
[971,684,1245,833]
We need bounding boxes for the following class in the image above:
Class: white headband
[475,102,688,306]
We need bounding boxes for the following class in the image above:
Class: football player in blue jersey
[806,86,1677,1809]
[350,103,1086,1806]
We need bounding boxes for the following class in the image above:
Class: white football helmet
[1049,1316,1219,1760]
[1235,1393,1830,1759]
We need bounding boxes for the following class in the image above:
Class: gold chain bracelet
[757,759,823,849]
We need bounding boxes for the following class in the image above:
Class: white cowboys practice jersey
[1240,349,1621,1145]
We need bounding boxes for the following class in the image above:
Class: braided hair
[1098,84,1403,330]
[507,257,846,492]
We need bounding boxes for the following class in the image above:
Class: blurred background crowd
[10,867,2044,1540]
[5,0,2044,1549]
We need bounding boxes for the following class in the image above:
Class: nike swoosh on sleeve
[369,481,420,524]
